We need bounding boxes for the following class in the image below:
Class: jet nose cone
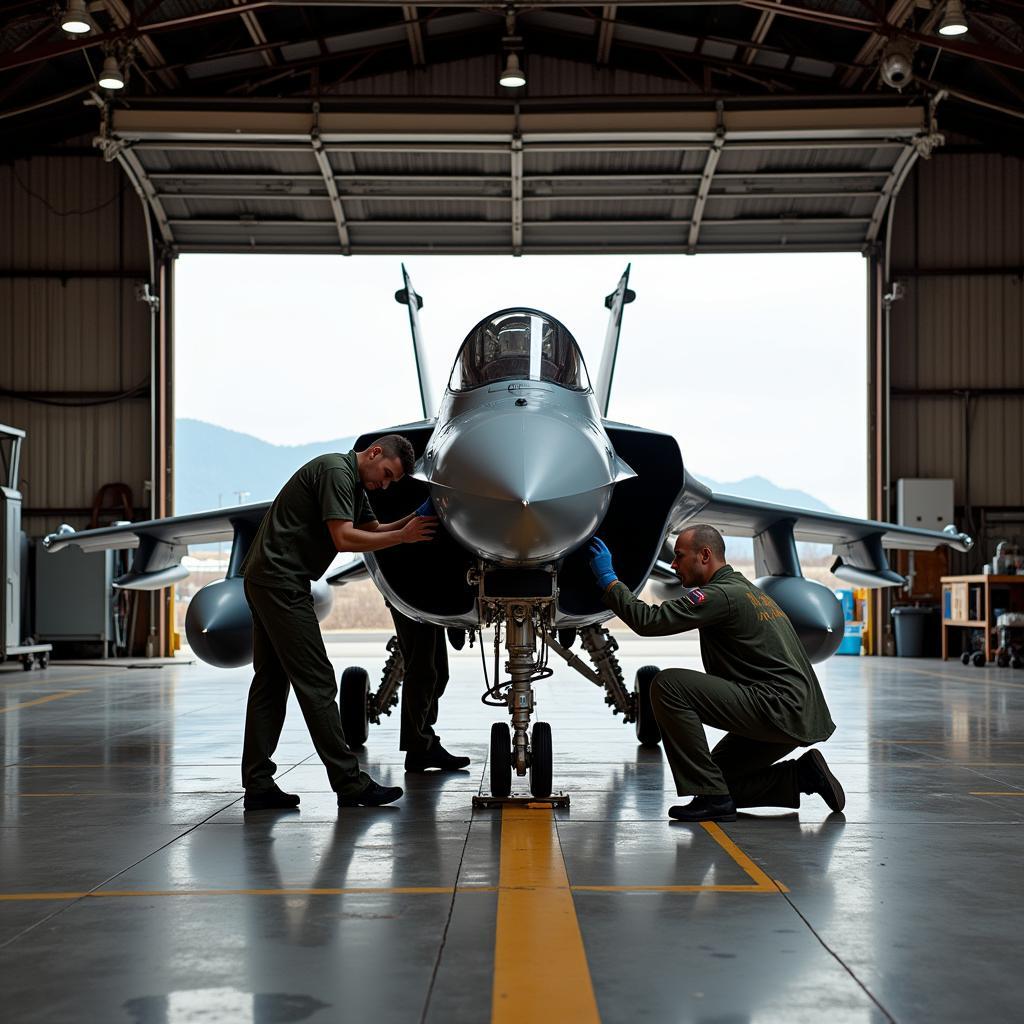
[429,408,622,563]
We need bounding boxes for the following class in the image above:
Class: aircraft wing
[675,472,972,587]
[325,556,370,586]
[43,503,270,589]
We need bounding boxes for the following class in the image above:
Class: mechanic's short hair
[681,524,726,561]
[371,434,416,477]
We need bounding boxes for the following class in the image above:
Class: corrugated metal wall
[0,144,153,539]
[888,148,1024,564]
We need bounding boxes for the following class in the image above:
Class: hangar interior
[2,2,1024,1022]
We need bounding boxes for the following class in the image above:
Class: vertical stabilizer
[394,263,436,418]
[594,264,636,417]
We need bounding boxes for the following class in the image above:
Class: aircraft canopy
[449,310,590,393]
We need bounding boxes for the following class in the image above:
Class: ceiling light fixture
[938,0,969,36]
[60,0,92,34]
[499,53,526,88]
[98,55,125,90]
[499,5,525,89]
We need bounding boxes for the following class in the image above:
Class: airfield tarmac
[2,633,1023,1023]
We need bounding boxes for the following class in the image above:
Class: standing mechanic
[588,525,845,822]
[240,435,436,811]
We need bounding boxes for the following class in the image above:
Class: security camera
[879,39,915,91]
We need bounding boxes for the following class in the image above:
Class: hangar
[1,2,1023,1021]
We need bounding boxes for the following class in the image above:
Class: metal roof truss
[107,105,930,256]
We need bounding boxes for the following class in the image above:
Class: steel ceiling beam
[310,128,351,252]
[510,133,524,255]
[402,5,427,66]
[166,215,873,227]
[686,113,725,252]
[596,6,617,65]
[155,189,880,202]
[742,1,779,65]
[232,0,277,67]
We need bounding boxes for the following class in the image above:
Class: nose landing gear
[473,569,568,806]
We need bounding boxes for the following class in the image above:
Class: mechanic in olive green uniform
[240,435,437,811]
[588,525,845,822]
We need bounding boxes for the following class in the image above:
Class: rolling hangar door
[4,2,1024,657]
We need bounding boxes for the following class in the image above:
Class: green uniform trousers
[651,668,802,807]
[390,608,449,754]
[242,579,369,797]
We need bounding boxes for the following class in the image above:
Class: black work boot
[404,743,471,773]
[797,749,846,812]
[243,785,300,811]
[668,794,737,822]
[338,779,404,807]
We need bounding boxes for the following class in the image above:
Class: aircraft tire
[972,651,986,668]
[530,722,553,798]
[490,722,512,798]
[635,665,663,747]
[339,666,370,748]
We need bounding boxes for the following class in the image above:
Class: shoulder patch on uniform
[685,588,706,605]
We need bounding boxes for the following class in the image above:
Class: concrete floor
[2,633,1023,1023]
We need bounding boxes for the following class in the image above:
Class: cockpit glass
[448,310,591,393]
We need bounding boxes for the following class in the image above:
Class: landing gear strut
[472,565,567,804]
[483,604,557,799]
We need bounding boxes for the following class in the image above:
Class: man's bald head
[680,524,726,561]
[671,524,727,587]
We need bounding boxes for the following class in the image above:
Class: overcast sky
[175,252,867,516]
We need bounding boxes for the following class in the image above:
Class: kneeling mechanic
[587,525,845,822]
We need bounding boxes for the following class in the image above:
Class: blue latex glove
[415,497,434,517]
[587,537,618,590]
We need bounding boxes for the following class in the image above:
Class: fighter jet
[44,265,972,801]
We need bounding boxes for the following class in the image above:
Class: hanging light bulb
[499,52,526,88]
[61,0,92,34]
[98,55,125,90]
[938,0,969,36]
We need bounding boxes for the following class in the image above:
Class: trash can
[891,606,939,657]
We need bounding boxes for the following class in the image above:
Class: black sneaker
[404,744,471,773]
[243,786,300,811]
[338,779,404,807]
[797,750,846,812]
[668,794,737,822]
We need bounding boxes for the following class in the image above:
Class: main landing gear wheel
[339,666,370,748]
[490,722,512,798]
[972,651,986,668]
[530,721,553,798]
[634,665,663,747]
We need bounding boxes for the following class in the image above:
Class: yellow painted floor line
[0,690,89,714]
[970,791,1024,796]
[702,822,788,893]
[573,884,777,893]
[492,807,601,1024]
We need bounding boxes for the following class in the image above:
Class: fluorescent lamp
[938,0,968,36]
[499,53,525,88]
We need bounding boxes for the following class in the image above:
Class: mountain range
[174,420,834,542]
